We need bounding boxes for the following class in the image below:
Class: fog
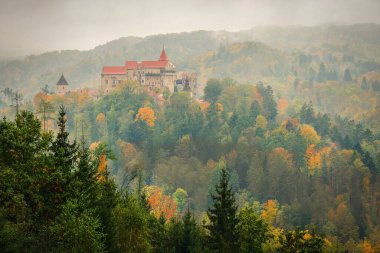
[0,0,379,58]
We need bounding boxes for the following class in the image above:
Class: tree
[182,209,205,253]
[317,63,326,82]
[204,79,222,103]
[279,228,324,253]
[206,167,239,253]
[46,105,78,220]
[238,205,272,253]
[48,200,105,253]
[165,209,205,253]
[51,105,78,169]
[111,195,151,253]
[136,107,156,127]
[249,100,261,124]
[344,69,353,82]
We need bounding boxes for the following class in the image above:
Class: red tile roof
[125,61,138,69]
[141,60,167,68]
[102,49,170,74]
[102,66,125,75]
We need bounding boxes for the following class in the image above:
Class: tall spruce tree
[51,105,78,170]
[44,105,78,220]
[206,167,239,253]
[73,136,98,210]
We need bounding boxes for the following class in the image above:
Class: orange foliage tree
[135,107,156,127]
[277,98,289,114]
[144,186,177,220]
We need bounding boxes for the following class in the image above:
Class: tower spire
[159,46,168,61]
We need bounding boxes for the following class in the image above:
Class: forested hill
[0,30,237,95]
[1,24,380,97]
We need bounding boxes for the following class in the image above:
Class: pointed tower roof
[56,74,69,86]
[159,47,168,61]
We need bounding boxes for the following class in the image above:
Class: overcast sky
[0,0,379,57]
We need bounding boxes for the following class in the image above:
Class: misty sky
[0,0,379,57]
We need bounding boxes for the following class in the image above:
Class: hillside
[0,30,236,96]
[1,24,380,132]
[1,24,380,97]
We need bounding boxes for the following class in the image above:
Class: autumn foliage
[135,107,156,127]
[144,186,177,220]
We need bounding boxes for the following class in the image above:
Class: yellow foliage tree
[261,199,278,225]
[300,124,320,145]
[96,113,106,123]
[135,107,156,127]
[256,115,268,129]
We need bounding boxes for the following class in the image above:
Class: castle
[101,48,197,96]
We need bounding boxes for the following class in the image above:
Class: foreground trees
[4,74,380,252]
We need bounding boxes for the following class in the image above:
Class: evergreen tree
[73,137,98,210]
[51,105,78,170]
[249,100,261,125]
[182,209,205,253]
[343,69,353,82]
[206,167,239,253]
[361,77,368,90]
[42,106,78,221]
[263,86,277,121]
[316,63,326,82]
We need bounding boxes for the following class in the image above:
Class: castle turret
[56,73,69,95]
[159,47,168,61]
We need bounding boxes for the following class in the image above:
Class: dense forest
[0,24,380,252]
[1,76,379,252]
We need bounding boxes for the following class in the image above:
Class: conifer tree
[44,106,78,220]
[182,209,204,253]
[51,105,78,170]
[206,167,239,253]
[73,136,98,210]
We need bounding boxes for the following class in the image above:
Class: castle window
[105,80,108,84]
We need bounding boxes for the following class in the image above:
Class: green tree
[48,200,105,253]
[237,205,272,253]
[206,167,239,253]
[278,228,324,253]
[204,79,222,103]
[111,194,151,253]
[343,69,352,82]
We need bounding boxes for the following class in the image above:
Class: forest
[1,75,379,252]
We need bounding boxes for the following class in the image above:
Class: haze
[0,0,379,58]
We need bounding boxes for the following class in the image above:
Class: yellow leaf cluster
[300,124,320,145]
[96,113,106,123]
[135,107,156,127]
[261,199,278,225]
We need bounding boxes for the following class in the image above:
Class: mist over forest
[1,1,380,252]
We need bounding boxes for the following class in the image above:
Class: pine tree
[206,167,239,253]
[344,68,353,82]
[51,105,78,170]
[182,209,204,253]
[73,137,98,210]
[44,106,78,221]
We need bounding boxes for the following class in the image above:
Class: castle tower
[159,47,168,61]
[56,73,69,95]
